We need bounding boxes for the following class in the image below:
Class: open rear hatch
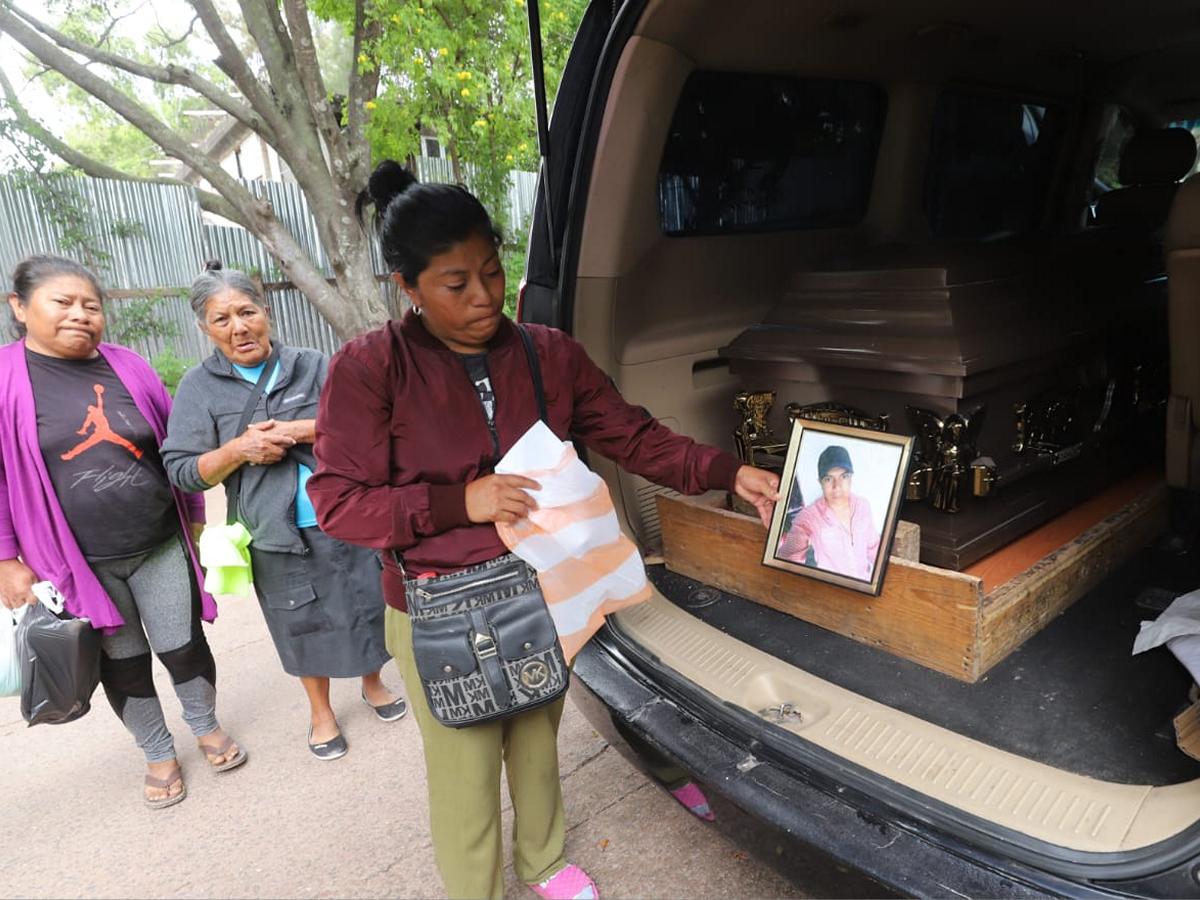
[538,0,1200,887]
[604,545,1200,870]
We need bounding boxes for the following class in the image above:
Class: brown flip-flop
[198,734,248,773]
[144,763,187,809]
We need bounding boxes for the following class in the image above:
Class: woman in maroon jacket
[308,161,780,900]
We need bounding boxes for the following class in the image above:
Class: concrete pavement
[0,496,809,898]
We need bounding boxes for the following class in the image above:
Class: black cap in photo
[817,444,854,480]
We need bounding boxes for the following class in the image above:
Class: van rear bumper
[571,628,1198,899]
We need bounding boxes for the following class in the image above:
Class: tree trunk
[0,1,390,344]
[263,227,386,337]
[334,233,391,331]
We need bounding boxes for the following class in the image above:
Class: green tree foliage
[25,2,218,177]
[105,295,178,346]
[148,347,194,395]
[314,0,587,309]
[106,296,194,393]
[1,0,393,339]
[66,116,157,178]
[2,0,589,337]
[353,0,585,214]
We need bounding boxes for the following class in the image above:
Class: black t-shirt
[460,353,496,423]
[460,352,500,464]
[26,349,178,560]
[458,350,496,458]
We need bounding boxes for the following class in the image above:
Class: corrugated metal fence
[0,175,206,290]
[0,163,537,363]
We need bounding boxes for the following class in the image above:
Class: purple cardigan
[0,340,215,631]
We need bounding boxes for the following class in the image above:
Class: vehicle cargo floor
[647,544,1200,786]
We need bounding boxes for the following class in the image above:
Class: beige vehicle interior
[1167,175,1200,491]
[567,0,1200,852]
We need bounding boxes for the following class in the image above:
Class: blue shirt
[231,361,318,529]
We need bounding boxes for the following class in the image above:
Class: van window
[1087,107,1136,223]
[657,73,886,235]
[924,91,1066,239]
[1095,108,1136,191]
[1168,118,1200,179]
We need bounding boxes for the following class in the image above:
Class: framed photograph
[763,420,914,595]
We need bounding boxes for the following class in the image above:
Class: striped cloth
[496,423,651,662]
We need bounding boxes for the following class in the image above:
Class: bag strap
[516,324,548,425]
[225,347,280,526]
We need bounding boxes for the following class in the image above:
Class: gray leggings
[91,536,219,763]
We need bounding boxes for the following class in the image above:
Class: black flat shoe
[307,726,348,761]
[362,691,408,723]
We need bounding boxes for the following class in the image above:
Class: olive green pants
[385,607,567,900]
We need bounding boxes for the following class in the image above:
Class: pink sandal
[527,864,598,900]
[670,780,715,821]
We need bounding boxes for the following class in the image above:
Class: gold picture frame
[762,420,914,596]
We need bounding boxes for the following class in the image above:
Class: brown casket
[720,238,1166,570]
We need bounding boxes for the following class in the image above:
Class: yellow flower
[457,71,470,81]
[554,10,567,21]
[438,47,448,56]
[505,153,514,162]
[517,142,527,151]
[390,14,400,23]
[460,87,471,97]
[364,100,377,110]
[357,53,369,65]
[473,118,488,129]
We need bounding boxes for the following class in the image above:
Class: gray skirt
[249,527,391,678]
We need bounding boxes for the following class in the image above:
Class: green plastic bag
[198,523,254,598]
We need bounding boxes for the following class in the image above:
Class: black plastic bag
[16,603,102,726]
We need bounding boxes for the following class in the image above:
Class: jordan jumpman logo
[60,384,144,461]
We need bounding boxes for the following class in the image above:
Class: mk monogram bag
[404,325,567,728]
[406,553,568,728]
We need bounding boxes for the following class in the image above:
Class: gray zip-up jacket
[162,343,325,555]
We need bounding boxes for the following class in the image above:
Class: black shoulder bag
[405,325,569,728]
[224,348,279,526]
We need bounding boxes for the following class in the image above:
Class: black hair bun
[203,259,223,272]
[367,160,417,211]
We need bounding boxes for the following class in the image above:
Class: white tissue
[1133,590,1200,684]
[495,420,563,473]
[1133,590,1200,653]
[495,421,601,508]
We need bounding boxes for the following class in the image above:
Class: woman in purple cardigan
[0,255,245,808]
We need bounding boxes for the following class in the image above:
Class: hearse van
[521,1,1200,895]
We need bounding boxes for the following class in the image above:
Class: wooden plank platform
[657,475,1168,683]
[964,469,1165,592]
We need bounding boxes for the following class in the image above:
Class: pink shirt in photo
[777,493,880,581]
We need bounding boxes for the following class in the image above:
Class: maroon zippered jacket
[308,311,742,612]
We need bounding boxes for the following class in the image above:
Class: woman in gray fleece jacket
[161,262,406,760]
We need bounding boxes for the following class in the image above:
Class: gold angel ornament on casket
[906,405,987,513]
